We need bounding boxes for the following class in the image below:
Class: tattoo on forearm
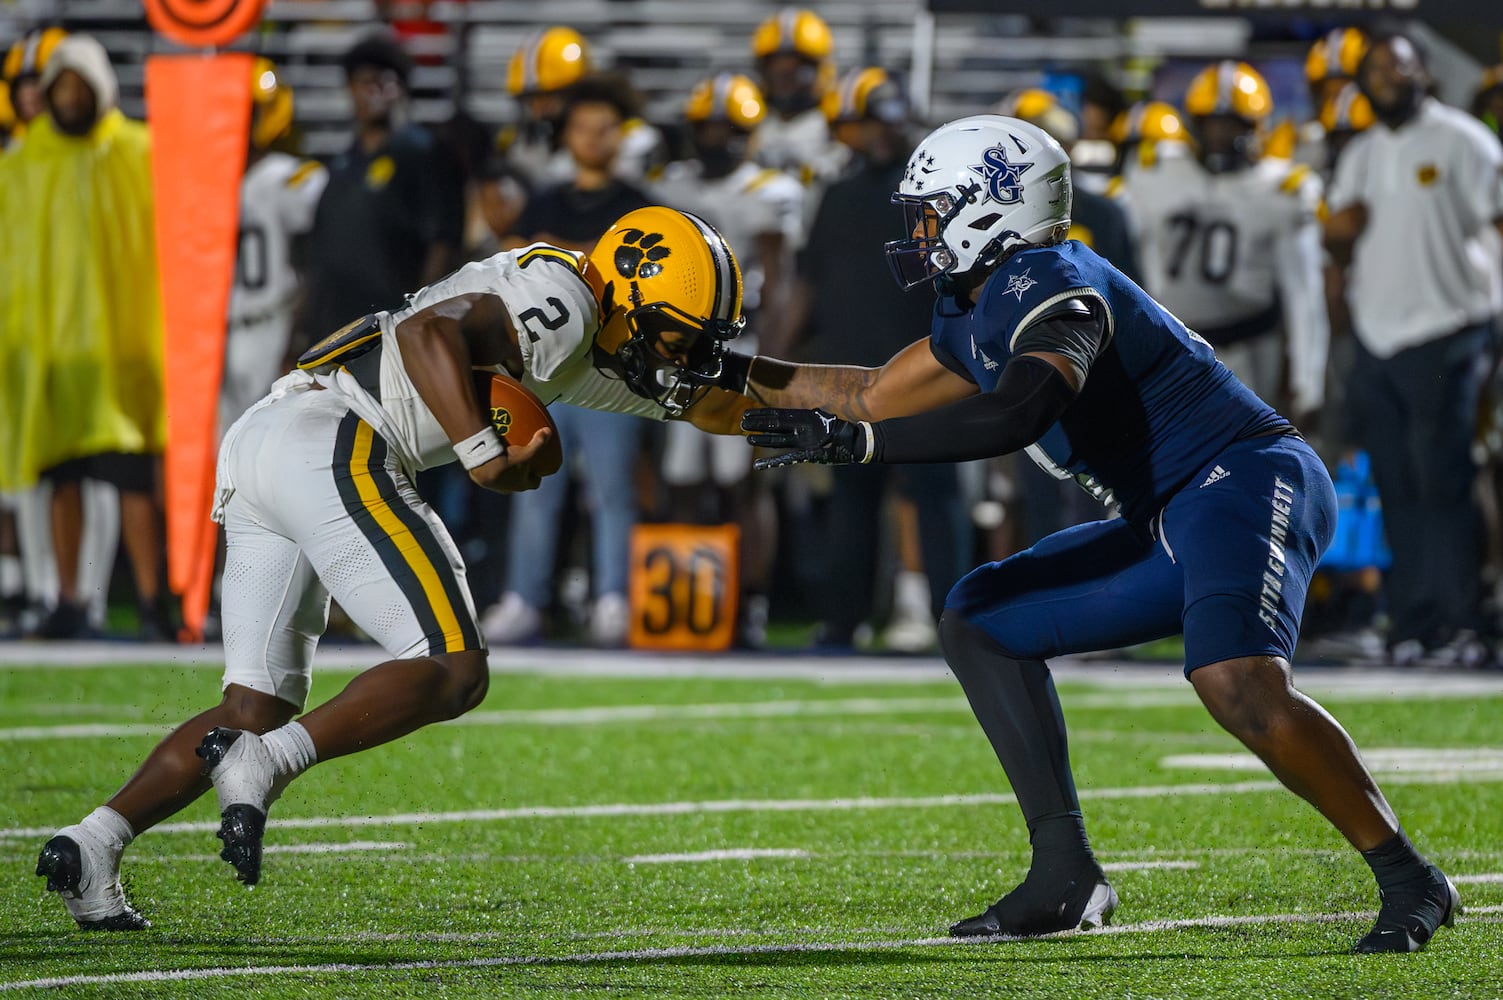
[746,358,876,420]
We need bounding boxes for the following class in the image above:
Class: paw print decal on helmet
[615,229,671,280]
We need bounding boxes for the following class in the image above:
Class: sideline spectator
[298,31,464,346]
[776,67,965,650]
[481,74,656,647]
[1325,33,1503,666]
[0,34,171,639]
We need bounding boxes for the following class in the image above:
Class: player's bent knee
[1190,656,1297,746]
[220,683,299,733]
[939,610,1035,675]
[435,650,490,718]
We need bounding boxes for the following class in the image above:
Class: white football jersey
[280,244,667,476]
[221,154,328,428]
[1122,154,1329,410]
[751,107,847,183]
[651,160,803,311]
[229,153,327,327]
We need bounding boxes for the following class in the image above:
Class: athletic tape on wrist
[455,426,506,470]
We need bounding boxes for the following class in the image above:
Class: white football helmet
[886,115,1072,292]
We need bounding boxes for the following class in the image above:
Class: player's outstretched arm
[744,352,1077,469]
[739,337,978,421]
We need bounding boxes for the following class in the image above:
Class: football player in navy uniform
[716,115,1458,953]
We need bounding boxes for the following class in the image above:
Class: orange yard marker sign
[145,51,253,640]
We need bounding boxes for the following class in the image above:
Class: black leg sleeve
[939,610,1083,830]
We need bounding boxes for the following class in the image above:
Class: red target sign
[144,0,269,48]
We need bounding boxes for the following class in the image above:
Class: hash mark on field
[1101,861,1199,872]
[1454,873,1503,884]
[624,848,810,864]
[3,907,1500,991]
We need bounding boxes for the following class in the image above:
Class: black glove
[742,408,872,470]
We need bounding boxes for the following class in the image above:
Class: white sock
[82,806,134,849]
[260,721,318,777]
[0,554,20,597]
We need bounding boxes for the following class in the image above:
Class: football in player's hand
[482,372,563,477]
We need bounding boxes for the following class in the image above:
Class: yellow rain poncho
[0,39,163,492]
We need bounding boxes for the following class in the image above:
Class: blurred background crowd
[2,0,1502,666]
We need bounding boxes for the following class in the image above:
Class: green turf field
[2,652,1501,998]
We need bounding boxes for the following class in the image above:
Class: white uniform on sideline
[1123,153,1329,414]
[212,245,671,708]
[221,153,327,431]
[652,160,802,487]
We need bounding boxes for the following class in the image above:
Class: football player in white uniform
[748,8,847,185]
[1123,61,1329,420]
[35,206,755,930]
[221,59,328,431]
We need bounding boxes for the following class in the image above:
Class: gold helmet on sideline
[1320,81,1375,134]
[1184,61,1274,124]
[822,66,907,125]
[251,57,294,150]
[685,73,767,131]
[1109,100,1189,146]
[587,207,745,415]
[0,80,14,136]
[1306,27,1368,84]
[751,8,835,97]
[507,27,592,97]
[3,26,67,84]
[995,88,1080,147]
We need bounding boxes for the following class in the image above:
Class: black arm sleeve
[868,355,1077,464]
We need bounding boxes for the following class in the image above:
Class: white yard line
[1454,873,1503,884]
[7,770,1501,843]
[3,906,1500,992]
[624,848,811,864]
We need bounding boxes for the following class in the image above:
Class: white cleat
[35,827,149,930]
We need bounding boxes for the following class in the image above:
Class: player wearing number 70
[35,206,761,930]
[713,115,1456,952]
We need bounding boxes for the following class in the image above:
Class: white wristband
[454,426,506,470]
[858,421,875,464]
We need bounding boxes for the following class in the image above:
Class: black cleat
[197,728,273,886]
[951,868,1117,938]
[1354,865,1461,954]
[36,835,149,931]
[216,804,268,886]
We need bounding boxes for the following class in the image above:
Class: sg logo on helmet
[970,144,1032,205]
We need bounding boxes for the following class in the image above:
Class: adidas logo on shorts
[1200,465,1230,488]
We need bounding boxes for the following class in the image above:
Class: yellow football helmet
[1306,28,1368,84]
[1109,100,1189,146]
[507,27,592,97]
[751,8,835,97]
[1184,61,1274,124]
[587,207,745,415]
[250,57,294,150]
[821,66,906,125]
[1320,81,1375,134]
[0,80,14,136]
[995,88,1079,147]
[751,7,833,62]
[3,26,67,84]
[685,73,767,131]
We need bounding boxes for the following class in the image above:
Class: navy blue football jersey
[930,240,1288,524]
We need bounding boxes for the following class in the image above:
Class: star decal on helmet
[970,143,1032,205]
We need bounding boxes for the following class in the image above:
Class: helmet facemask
[602,285,746,416]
